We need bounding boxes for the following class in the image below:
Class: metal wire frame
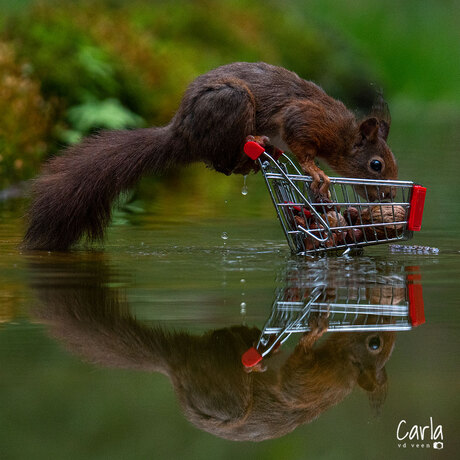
[258,152,416,255]
[255,282,412,358]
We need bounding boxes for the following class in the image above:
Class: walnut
[360,205,406,239]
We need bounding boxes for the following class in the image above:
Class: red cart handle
[406,266,425,327]
[241,347,263,368]
[244,141,266,160]
[408,283,425,327]
[407,185,426,231]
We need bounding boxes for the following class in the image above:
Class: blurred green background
[0,0,458,190]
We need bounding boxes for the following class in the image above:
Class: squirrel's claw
[310,170,330,198]
[299,313,329,349]
[299,158,331,199]
[318,172,331,197]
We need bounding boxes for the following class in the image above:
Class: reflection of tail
[32,263,174,374]
[24,127,178,250]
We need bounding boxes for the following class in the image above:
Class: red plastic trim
[407,185,427,231]
[408,283,425,327]
[285,201,312,218]
[241,347,263,368]
[273,149,284,161]
[292,205,312,218]
[244,141,265,160]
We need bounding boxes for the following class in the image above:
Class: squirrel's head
[343,95,398,200]
[349,331,396,415]
[345,117,398,200]
[351,116,397,179]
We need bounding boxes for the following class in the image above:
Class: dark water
[0,116,459,459]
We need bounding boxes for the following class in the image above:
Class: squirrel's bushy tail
[24,127,177,250]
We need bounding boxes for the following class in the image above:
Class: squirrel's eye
[370,159,382,172]
[368,336,381,351]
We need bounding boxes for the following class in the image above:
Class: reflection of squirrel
[24,62,397,250]
[31,262,395,442]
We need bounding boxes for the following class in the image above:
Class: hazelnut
[343,207,359,225]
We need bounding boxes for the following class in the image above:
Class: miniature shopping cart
[244,141,426,255]
[241,267,425,369]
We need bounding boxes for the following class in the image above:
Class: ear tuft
[379,120,390,141]
[371,90,391,141]
[368,368,388,417]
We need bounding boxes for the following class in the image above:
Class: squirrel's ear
[359,117,379,142]
[366,368,388,417]
[357,365,387,392]
[357,367,377,392]
[357,367,389,416]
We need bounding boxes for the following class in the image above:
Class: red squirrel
[23,62,397,250]
[32,267,395,442]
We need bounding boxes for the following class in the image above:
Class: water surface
[0,116,459,459]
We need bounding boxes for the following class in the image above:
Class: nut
[360,205,406,239]
[325,211,347,229]
[294,215,306,228]
[346,228,364,243]
[343,207,359,225]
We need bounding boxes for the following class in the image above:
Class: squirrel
[23,61,397,251]
[30,258,395,442]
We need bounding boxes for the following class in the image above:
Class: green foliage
[2,0,457,190]
[0,0,379,188]
[0,41,52,188]
[62,99,145,144]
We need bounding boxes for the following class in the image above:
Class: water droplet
[240,301,247,313]
[221,232,228,240]
[240,278,246,284]
[241,175,248,195]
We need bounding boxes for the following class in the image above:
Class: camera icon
[433,442,444,450]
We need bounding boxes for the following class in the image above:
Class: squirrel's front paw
[311,171,331,199]
[299,313,329,349]
[299,158,331,198]
[245,135,283,158]
[243,361,268,373]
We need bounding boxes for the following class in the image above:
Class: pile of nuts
[292,204,406,250]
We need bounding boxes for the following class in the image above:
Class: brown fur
[24,62,397,250]
[31,259,395,442]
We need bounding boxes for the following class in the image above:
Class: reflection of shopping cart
[244,141,426,255]
[242,269,425,369]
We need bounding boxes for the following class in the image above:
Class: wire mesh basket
[244,141,427,255]
[241,264,425,369]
